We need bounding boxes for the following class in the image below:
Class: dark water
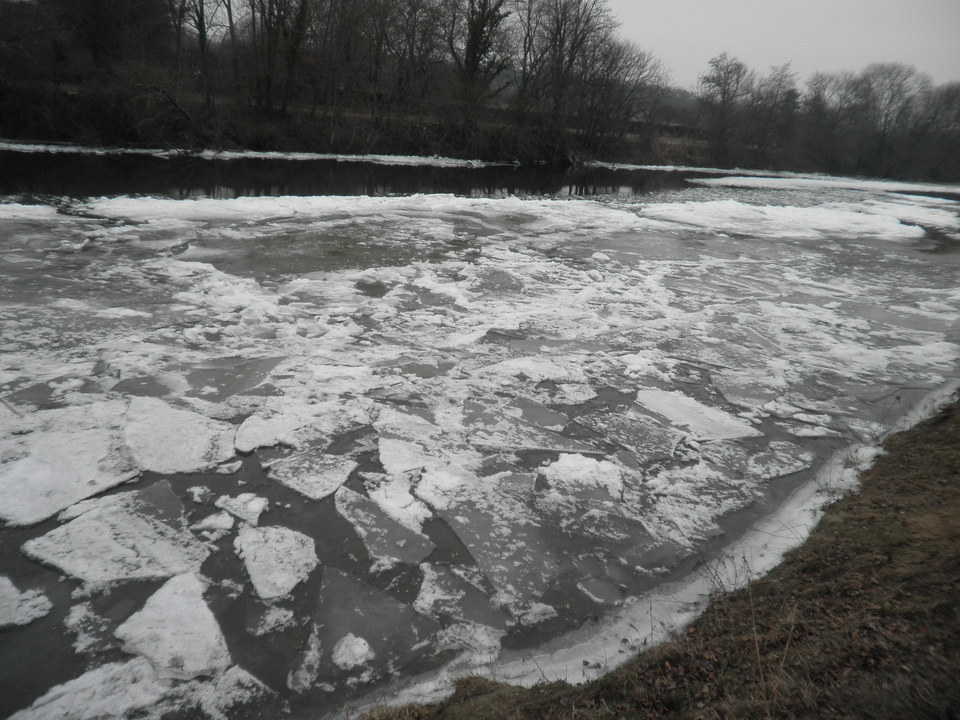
[0,150,695,199]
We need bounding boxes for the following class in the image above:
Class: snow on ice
[234,525,318,602]
[21,482,210,589]
[0,576,52,629]
[115,574,231,680]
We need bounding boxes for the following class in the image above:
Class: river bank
[366,394,960,720]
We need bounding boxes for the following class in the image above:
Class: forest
[1,0,958,180]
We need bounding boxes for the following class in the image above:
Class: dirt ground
[366,397,960,720]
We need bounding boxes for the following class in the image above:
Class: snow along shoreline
[362,377,960,714]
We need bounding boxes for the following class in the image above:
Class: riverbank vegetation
[1,0,958,179]
[365,397,960,719]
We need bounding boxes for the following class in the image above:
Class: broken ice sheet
[0,401,137,526]
[414,564,508,629]
[462,398,596,454]
[416,469,563,615]
[700,440,816,482]
[265,451,357,501]
[123,397,235,474]
[335,486,435,565]
[575,409,681,468]
[21,482,209,590]
[190,511,235,542]
[8,658,270,720]
[313,568,440,679]
[635,389,763,441]
[287,624,323,692]
[234,525,318,602]
[115,574,231,680]
[362,473,433,534]
[214,493,269,526]
[644,462,751,546]
[234,413,305,454]
[0,576,52,629]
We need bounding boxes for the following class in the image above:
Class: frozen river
[1,146,959,719]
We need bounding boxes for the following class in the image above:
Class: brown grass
[366,398,960,720]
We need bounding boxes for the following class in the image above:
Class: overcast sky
[605,0,960,90]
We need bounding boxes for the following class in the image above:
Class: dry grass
[366,399,960,720]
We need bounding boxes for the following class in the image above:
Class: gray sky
[605,0,960,90]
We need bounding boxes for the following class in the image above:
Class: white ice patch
[234,525,318,602]
[21,483,209,589]
[265,452,358,501]
[8,658,269,720]
[0,401,137,526]
[234,414,304,454]
[123,397,235,474]
[541,454,623,498]
[8,658,172,720]
[640,199,932,241]
[191,511,235,542]
[115,574,231,680]
[635,390,763,440]
[0,576,52,629]
[214,493,269,526]
[288,625,323,692]
[331,633,375,670]
[335,486,436,564]
[364,474,433,534]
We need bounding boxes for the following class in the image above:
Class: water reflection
[0,150,693,199]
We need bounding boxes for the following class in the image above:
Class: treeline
[693,53,960,181]
[0,0,666,163]
[0,0,958,179]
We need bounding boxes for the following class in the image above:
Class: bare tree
[445,0,511,108]
[698,52,754,164]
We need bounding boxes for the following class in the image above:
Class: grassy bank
[367,397,960,720]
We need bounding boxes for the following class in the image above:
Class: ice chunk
[635,390,763,440]
[115,574,231,680]
[191,511,235,542]
[0,576,52,629]
[8,658,269,720]
[332,633,375,670]
[541,454,623,498]
[463,400,596,454]
[334,486,435,564]
[234,414,304,454]
[249,605,296,637]
[414,565,508,629]
[483,357,586,383]
[234,525,318,602]
[364,473,433,534]
[21,482,209,588]
[575,410,681,467]
[8,658,171,720]
[123,397,235,474]
[288,624,322,692]
[517,602,558,626]
[215,493,269,526]
[266,452,357,501]
[0,408,137,525]
[418,469,562,613]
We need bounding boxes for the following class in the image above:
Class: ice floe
[0,576,52,628]
[123,397,235,474]
[234,525,318,601]
[115,574,231,680]
[0,401,137,526]
[635,390,763,441]
[214,493,269,526]
[21,482,209,590]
